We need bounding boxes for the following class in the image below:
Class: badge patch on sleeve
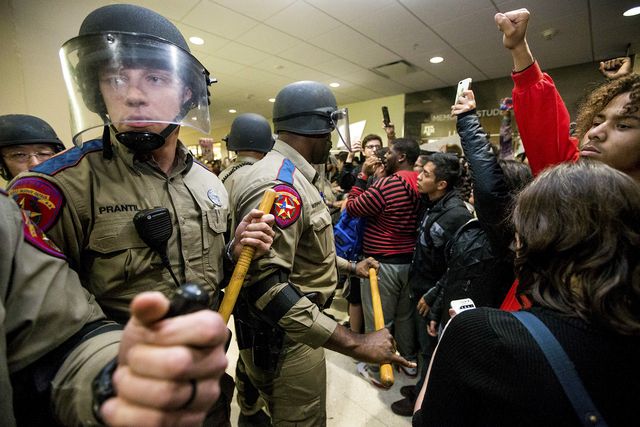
[9,177,64,232]
[20,210,66,259]
[271,184,302,229]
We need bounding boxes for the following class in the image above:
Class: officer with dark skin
[8,4,274,425]
[232,80,414,425]
[0,114,65,184]
[0,190,229,427]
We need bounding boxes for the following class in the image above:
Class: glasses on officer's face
[364,144,381,151]
[2,151,56,163]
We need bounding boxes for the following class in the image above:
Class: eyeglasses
[2,151,56,163]
[364,144,381,150]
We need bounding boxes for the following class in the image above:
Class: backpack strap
[511,311,608,427]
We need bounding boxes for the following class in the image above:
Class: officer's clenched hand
[324,324,416,369]
[100,292,229,427]
[354,328,415,368]
[354,257,379,278]
[232,208,275,260]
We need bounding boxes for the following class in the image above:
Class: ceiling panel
[3,0,638,142]
[308,26,400,69]
[183,1,259,39]
[211,0,296,21]
[215,41,272,66]
[235,24,300,54]
[306,0,397,25]
[265,1,342,39]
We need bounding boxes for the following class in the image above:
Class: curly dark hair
[575,73,640,140]
[513,160,640,335]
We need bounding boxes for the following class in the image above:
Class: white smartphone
[454,78,472,103]
[450,298,476,314]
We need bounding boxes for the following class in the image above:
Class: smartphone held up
[454,78,472,104]
[381,106,391,127]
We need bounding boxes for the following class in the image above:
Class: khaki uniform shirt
[233,140,337,348]
[9,136,228,323]
[0,191,119,426]
[220,154,259,234]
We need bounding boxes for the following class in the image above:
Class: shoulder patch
[271,183,302,229]
[276,158,296,184]
[32,139,103,175]
[20,210,66,259]
[9,177,64,232]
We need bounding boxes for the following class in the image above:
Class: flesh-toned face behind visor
[99,67,192,135]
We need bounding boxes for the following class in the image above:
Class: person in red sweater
[346,138,421,380]
[495,8,640,179]
[496,8,640,310]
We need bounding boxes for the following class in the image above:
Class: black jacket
[409,190,472,296]
[425,111,520,325]
[457,111,515,254]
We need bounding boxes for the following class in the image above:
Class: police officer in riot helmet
[9,4,275,426]
[0,114,65,182]
[231,80,412,425]
[61,3,213,156]
[273,80,350,165]
[224,113,274,155]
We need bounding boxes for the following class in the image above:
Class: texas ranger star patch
[271,184,302,229]
[20,210,66,259]
[9,177,64,232]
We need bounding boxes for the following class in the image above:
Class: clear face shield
[331,107,351,151]
[59,32,212,147]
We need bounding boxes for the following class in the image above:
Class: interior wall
[404,61,604,147]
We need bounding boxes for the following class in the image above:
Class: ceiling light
[623,6,640,16]
[429,56,444,64]
[189,36,204,45]
[268,98,276,103]
[329,82,340,88]
[228,109,237,113]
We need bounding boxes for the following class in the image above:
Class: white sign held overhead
[336,120,366,151]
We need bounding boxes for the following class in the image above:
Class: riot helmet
[223,113,274,153]
[272,81,351,150]
[0,114,65,180]
[59,4,214,151]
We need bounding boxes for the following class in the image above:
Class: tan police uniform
[220,154,259,235]
[232,139,340,426]
[0,190,120,426]
[219,154,269,420]
[9,135,228,324]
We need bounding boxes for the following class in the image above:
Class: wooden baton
[369,267,394,387]
[218,189,277,323]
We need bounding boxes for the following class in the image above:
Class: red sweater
[512,61,580,176]
[502,62,581,311]
[346,170,420,258]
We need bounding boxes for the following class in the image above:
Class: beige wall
[339,94,405,149]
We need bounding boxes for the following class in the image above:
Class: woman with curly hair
[495,8,640,180]
[413,161,640,426]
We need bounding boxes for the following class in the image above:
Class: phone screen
[455,78,472,103]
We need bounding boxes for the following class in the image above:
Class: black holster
[234,296,285,374]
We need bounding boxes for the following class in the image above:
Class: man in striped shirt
[346,138,421,380]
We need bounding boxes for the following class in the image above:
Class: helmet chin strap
[113,123,179,152]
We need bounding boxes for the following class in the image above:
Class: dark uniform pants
[240,340,326,426]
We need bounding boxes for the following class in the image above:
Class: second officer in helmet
[232,80,413,425]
